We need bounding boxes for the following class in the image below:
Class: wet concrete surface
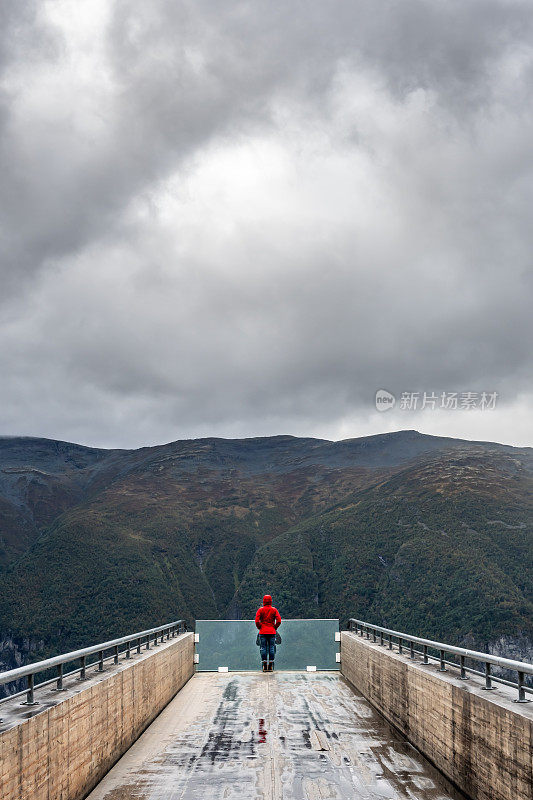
[87,672,467,800]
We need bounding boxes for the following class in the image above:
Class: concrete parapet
[0,632,194,800]
[340,631,533,800]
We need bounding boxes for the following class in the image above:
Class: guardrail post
[515,672,531,703]
[398,638,403,655]
[423,645,428,664]
[483,661,495,690]
[379,631,384,646]
[98,650,104,671]
[409,641,415,660]
[388,634,392,651]
[79,655,87,680]
[114,645,119,664]
[154,629,160,646]
[22,673,38,705]
[57,663,63,690]
[137,637,141,654]
[460,655,468,679]
[55,663,64,690]
[126,640,131,659]
[146,634,150,650]
[366,626,370,639]
[372,628,376,643]
[439,650,447,672]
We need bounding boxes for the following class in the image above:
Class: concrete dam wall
[2,627,532,800]
[0,632,194,800]
[340,631,533,800]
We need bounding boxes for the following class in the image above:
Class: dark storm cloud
[0,1,532,447]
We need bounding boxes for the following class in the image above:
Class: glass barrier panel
[195,619,339,671]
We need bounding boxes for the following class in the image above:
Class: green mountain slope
[235,449,533,654]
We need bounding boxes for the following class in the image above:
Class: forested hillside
[0,431,531,672]
[235,450,533,658]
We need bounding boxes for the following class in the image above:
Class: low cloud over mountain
[1,1,532,447]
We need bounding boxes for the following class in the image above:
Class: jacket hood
[263,594,272,605]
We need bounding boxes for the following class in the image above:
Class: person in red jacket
[255,594,281,672]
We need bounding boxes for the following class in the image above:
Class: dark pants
[259,634,276,662]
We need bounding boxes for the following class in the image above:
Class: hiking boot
[268,661,274,671]
[262,661,267,672]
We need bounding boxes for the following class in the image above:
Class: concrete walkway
[87,672,465,800]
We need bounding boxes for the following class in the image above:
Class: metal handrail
[0,619,186,707]
[348,618,533,703]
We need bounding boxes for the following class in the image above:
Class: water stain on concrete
[87,672,468,800]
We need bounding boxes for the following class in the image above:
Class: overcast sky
[1,0,532,449]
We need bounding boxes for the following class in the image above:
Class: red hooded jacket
[255,595,281,635]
